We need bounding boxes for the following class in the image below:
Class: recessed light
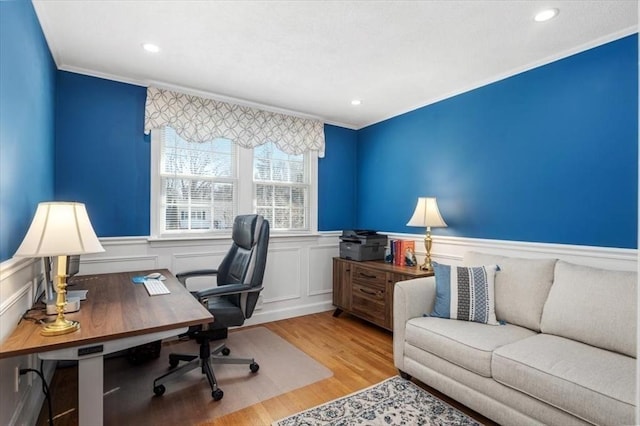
[351,99,362,106]
[534,8,559,22]
[142,43,160,53]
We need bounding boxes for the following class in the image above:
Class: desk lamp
[14,202,104,336]
[407,197,447,271]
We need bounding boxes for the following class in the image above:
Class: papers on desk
[132,274,166,284]
[67,289,88,301]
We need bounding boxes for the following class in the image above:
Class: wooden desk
[0,269,213,426]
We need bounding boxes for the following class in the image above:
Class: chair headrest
[232,215,263,250]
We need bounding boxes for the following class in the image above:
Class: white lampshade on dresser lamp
[14,202,104,336]
[407,197,447,271]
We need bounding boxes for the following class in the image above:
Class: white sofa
[393,251,636,426]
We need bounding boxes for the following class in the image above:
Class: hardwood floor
[37,310,494,425]
[210,311,398,425]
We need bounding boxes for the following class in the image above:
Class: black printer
[339,230,388,261]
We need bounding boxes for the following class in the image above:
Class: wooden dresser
[332,257,433,331]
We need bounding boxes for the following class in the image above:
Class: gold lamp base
[420,261,434,272]
[41,255,81,336]
[41,318,80,336]
[420,230,435,272]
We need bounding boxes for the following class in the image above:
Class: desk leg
[78,356,103,426]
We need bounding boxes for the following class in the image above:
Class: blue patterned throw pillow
[430,263,500,325]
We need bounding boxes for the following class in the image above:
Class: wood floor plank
[37,310,495,425]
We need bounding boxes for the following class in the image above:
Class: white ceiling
[33,0,638,129]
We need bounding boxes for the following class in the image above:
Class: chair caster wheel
[222,347,231,356]
[168,354,180,368]
[153,385,166,396]
[212,389,224,400]
[250,362,260,373]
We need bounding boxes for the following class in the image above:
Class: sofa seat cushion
[492,333,636,426]
[405,316,536,377]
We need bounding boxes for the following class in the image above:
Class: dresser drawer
[351,282,386,324]
[351,265,387,288]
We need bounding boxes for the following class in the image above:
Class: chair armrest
[195,284,263,299]
[393,276,436,370]
[175,269,219,285]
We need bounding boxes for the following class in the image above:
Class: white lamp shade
[407,197,448,228]
[14,202,105,257]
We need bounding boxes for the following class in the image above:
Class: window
[155,127,237,234]
[254,142,308,230]
[151,128,317,237]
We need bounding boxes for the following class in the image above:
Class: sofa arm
[393,276,436,370]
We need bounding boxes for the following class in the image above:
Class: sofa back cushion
[464,252,556,331]
[540,260,637,357]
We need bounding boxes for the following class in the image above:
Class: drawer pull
[359,288,381,296]
[359,272,377,279]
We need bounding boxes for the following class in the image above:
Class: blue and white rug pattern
[273,376,483,426]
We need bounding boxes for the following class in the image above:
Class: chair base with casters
[152,214,269,401]
[152,335,259,400]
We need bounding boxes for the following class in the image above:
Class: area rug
[98,326,333,425]
[273,376,483,426]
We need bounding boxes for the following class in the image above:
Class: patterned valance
[144,87,325,157]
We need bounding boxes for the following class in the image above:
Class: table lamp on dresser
[407,197,447,271]
[14,202,104,336]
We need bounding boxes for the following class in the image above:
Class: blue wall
[357,35,638,249]
[54,72,358,236]
[319,125,358,230]
[1,2,636,258]
[55,72,150,237]
[0,1,57,262]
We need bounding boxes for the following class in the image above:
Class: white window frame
[150,129,318,239]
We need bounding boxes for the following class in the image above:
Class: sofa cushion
[431,262,499,325]
[464,251,556,331]
[540,260,637,357]
[405,316,536,377]
[492,333,636,426]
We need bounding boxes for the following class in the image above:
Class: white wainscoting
[76,233,342,326]
[0,257,56,426]
[389,233,638,271]
[1,232,636,425]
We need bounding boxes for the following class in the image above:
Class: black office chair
[152,214,269,401]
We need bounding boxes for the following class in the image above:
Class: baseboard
[243,301,335,326]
